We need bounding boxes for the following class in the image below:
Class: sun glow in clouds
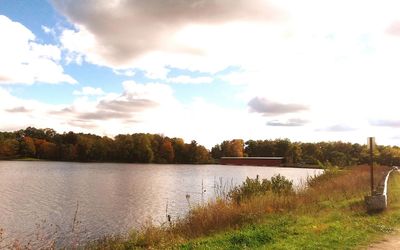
[1,0,400,147]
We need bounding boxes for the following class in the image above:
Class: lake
[0,161,322,248]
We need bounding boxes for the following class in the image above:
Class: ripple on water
[0,161,322,247]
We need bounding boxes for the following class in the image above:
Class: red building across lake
[219,157,284,167]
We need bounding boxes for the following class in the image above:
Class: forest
[0,127,210,164]
[1,127,400,167]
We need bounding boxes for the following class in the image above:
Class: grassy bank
[83,165,400,249]
[180,171,400,249]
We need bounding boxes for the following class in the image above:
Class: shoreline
[1,159,323,169]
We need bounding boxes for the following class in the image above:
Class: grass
[179,167,400,250]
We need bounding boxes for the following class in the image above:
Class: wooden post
[368,137,374,195]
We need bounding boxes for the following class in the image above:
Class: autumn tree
[0,139,19,159]
[35,139,58,160]
[19,136,36,158]
[158,138,175,163]
[212,139,244,158]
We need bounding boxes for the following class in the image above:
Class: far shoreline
[0,158,323,169]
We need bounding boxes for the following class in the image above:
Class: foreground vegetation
[81,165,400,249]
[2,127,400,167]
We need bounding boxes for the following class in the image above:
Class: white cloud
[5,1,400,147]
[0,84,290,148]
[41,25,52,34]
[0,82,175,136]
[53,0,278,66]
[73,87,105,96]
[53,0,281,76]
[0,15,76,85]
[1,79,400,148]
[121,81,175,102]
[113,69,136,77]
[167,75,213,84]
[51,0,400,90]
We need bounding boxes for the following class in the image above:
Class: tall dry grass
[172,165,389,238]
[94,164,390,249]
[299,165,389,207]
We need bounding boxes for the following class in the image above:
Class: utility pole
[368,137,375,195]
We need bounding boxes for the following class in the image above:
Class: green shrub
[229,175,293,204]
[271,174,294,195]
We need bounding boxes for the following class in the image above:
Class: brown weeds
[165,165,390,243]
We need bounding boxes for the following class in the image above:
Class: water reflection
[0,161,322,247]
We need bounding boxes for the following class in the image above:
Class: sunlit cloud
[386,21,400,36]
[53,0,280,68]
[0,15,76,85]
[167,75,213,84]
[3,0,400,147]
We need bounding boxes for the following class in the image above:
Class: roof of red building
[220,157,284,160]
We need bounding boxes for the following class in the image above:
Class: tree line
[0,127,210,164]
[1,127,400,167]
[211,139,400,167]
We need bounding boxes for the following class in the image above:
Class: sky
[1,0,400,148]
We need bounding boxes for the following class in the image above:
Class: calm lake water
[0,161,322,247]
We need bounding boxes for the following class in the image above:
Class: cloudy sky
[1,0,400,148]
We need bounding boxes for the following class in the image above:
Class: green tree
[171,138,186,163]
[131,134,154,163]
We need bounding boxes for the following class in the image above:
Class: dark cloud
[267,118,309,127]
[248,97,308,116]
[370,120,400,127]
[80,98,159,120]
[48,96,158,121]
[317,124,357,132]
[77,111,131,120]
[52,0,280,65]
[98,98,158,113]
[6,106,31,113]
[48,107,74,115]
[66,119,97,129]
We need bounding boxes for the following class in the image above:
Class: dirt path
[367,232,400,249]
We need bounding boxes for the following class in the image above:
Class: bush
[229,175,293,204]
[270,174,294,195]
[306,166,341,188]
